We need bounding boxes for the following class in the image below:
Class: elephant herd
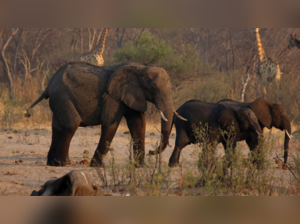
[25,62,292,169]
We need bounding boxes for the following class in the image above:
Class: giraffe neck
[96,28,109,56]
[255,28,265,61]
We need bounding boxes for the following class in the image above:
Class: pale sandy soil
[0,120,299,196]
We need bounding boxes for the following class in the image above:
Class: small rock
[25,133,30,137]
[13,130,18,134]
[15,161,20,165]
[18,160,24,163]
[150,132,155,136]
[123,131,130,135]
[8,136,13,139]
[28,143,35,146]
[83,150,89,154]
[80,159,89,166]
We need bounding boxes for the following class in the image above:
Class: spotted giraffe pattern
[255,28,281,97]
[80,28,110,66]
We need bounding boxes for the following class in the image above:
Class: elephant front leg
[246,133,264,169]
[168,139,189,168]
[125,111,146,168]
[91,121,121,168]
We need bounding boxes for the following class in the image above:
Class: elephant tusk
[159,110,168,122]
[256,130,261,136]
[173,110,188,121]
[285,129,292,139]
[81,172,88,185]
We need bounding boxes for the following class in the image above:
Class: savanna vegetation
[1,28,300,127]
[0,28,300,196]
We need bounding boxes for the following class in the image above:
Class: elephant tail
[24,63,70,118]
[25,89,49,118]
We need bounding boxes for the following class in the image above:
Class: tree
[113,30,173,66]
[0,28,19,99]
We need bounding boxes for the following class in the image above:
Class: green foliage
[113,31,173,66]
[113,31,200,75]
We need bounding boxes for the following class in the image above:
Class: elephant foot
[148,150,163,156]
[134,162,144,168]
[148,150,157,155]
[168,162,181,168]
[90,158,105,168]
[47,158,72,167]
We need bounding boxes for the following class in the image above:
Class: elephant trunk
[149,101,174,155]
[283,122,292,164]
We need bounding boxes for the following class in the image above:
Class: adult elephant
[151,100,262,167]
[218,98,292,164]
[25,62,186,167]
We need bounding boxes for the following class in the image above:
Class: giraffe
[79,28,110,66]
[254,28,282,98]
[288,34,300,50]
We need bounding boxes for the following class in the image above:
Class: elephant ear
[106,66,147,112]
[217,106,240,133]
[250,98,272,128]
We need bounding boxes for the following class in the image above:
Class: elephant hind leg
[48,100,81,166]
[51,125,79,166]
[125,111,146,168]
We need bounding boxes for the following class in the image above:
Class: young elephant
[168,100,262,167]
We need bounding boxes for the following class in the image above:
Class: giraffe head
[288,34,298,49]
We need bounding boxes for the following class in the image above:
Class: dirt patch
[0,124,298,196]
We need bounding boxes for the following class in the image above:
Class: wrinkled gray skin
[168,100,262,167]
[218,98,292,164]
[31,170,104,196]
[26,62,177,167]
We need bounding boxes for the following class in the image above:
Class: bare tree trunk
[0,28,4,48]
[30,29,53,61]
[12,28,24,75]
[240,73,251,102]
[88,28,97,51]
[96,28,103,45]
[0,28,19,99]
[80,28,83,54]
[228,29,235,71]
[117,28,126,48]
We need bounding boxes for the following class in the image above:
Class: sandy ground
[0,120,299,196]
